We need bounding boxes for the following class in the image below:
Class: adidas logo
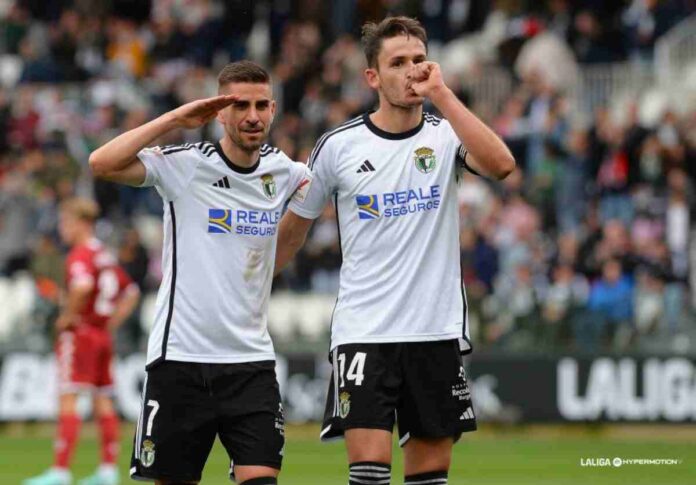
[460,407,475,421]
[356,160,376,173]
[213,176,231,189]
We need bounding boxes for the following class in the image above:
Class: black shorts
[130,360,284,483]
[321,339,477,445]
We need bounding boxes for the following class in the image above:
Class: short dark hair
[217,60,270,89]
[361,16,428,68]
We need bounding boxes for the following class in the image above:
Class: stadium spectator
[575,258,634,351]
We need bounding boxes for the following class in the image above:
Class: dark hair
[361,16,428,68]
[217,60,270,89]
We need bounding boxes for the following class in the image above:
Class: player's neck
[73,231,94,246]
[370,104,423,134]
[219,136,259,168]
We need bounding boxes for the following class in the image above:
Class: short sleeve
[439,119,480,177]
[137,145,201,201]
[287,140,336,219]
[67,254,96,289]
[286,161,314,205]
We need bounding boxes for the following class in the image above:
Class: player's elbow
[493,153,515,180]
[88,151,109,179]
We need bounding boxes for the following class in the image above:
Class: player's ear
[364,67,379,90]
[270,99,277,124]
[216,108,225,124]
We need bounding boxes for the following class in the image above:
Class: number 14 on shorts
[337,352,366,387]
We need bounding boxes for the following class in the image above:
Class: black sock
[240,477,277,485]
[404,470,448,485]
[349,461,391,484]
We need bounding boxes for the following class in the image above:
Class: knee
[403,436,453,475]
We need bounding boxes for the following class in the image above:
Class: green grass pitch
[2,424,695,484]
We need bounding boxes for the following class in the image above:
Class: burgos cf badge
[356,195,380,220]
[141,439,155,468]
[414,146,436,174]
[339,391,351,418]
[261,174,277,199]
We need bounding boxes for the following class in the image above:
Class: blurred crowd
[0,0,695,354]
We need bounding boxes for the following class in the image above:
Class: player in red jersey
[25,198,140,485]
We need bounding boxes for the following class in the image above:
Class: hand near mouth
[408,62,446,99]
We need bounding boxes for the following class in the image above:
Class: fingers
[204,94,239,111]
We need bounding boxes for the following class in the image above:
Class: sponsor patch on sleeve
[292,172,313,203]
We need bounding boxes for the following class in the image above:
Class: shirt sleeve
[287,140,336,220]
[66,253,96,289]
[286,162,314,205]
[441,119,480,177]
[137,144,201,201]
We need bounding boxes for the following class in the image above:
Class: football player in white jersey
[89,61,311,485]
[276,17,515,485]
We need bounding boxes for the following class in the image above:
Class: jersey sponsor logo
[141,439,156,467]
[261,174,277,199]
[208,207,280,237]
[356,195,380,219]
[452,365,471,401]
[292,174,313,203]
[339,391,351,418]
[356,160,376,173]
[208,209,233,233]
[414,146,437,173]
[356,185,441,221]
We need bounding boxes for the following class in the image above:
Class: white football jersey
[288,112,477,353]
[139,141,312,368]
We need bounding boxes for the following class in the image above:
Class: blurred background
[0,0,696,482]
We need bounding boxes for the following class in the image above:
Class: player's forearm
[108,287,140,329]
[89,112,180,177]
[274,238,305,276]
[430,86,515,179]
[61,286,92,320]
[274,223,308,276]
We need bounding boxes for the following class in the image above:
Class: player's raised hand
[408,61,446,99]
[170,94,238,129]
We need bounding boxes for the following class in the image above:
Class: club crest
[261,174,277,199]
[414,146,436,174]
[339,391,351,419]
[141,439,155,468]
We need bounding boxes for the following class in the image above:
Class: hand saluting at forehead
[407,61,446,98]
[169,94,239,129]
